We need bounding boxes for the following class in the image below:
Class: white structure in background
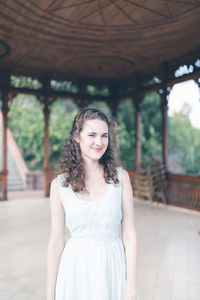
[168,79,200,129]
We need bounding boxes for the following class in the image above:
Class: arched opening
[168,80,200,174]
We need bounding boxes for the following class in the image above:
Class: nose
[94,136,103,146]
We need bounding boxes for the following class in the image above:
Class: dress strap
[116,166,122,187]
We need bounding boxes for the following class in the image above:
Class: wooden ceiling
[0,0,200,82]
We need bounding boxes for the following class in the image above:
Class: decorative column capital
[133,91,142,113]
[109,97,120,119]
[134,99,142,112]
[158,85,171,109]
[76,98,90,110]
[43,105,50,114]
[42,96,50,114]
[1,91,11,114]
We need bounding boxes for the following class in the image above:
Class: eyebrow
[88,131,108,134]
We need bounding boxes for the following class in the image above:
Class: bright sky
[168,79,200,129]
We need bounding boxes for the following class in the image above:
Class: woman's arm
[46,177,65,300]
[121,169,138,300]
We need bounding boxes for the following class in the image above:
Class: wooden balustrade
[128,160,167,203]
[167,173,200,211]
[128,170,200,212]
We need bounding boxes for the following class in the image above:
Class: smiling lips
[93,148,102,152]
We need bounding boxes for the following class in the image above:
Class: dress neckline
[69,182,113,204]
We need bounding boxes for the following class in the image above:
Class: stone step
[0,119,25,191]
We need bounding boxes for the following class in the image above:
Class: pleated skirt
[55,237,138,300]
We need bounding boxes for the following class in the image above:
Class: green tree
[8,95,79,170]
[168,107,200,174]
[141,91,162,167]
[9,93,199,174]
[49,99,79,169]
[87,101,111,118]
[8,94,44,170]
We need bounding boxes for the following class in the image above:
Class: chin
[91,153,105,160]
[92,154,104,159]
[83,150,106,160]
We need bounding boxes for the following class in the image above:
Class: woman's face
[75,119,109,161]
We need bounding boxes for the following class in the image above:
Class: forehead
[83,119,108,132]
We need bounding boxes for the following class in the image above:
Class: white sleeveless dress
[55,167,140,300]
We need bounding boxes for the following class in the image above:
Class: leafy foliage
[8,94,44,170]
[8,95,79,170]
[10,75,42,90]
[7,92,200,174]
[49,99,79,169]
[141,91,162,167]
[168,108,200,174]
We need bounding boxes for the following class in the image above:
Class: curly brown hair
[55,107,121,192]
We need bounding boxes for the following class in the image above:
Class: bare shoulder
[49,176,59,193]
[50,176,58,188]
[121,168,131,184]
[121,168,133,199]
[49,176,63,207]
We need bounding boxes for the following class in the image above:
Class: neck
[83,159,103,179]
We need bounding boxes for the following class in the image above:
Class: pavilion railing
[167,173,200,212]
[127,170,200,212]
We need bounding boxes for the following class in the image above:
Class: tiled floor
[0,195,199,300]
[136,200,200,300]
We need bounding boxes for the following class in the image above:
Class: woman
[46,107,140,300]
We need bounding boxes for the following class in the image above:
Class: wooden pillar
[109,84,119,119]
[77,100,89,110]
[159,61,170,170]
[133,72,142,171]
[1,90,9,200]
[134,99,142,170]
[108,86,121,155]
[76,83,89,110]
[109,100,118,119]
[43,96,50,197]
[160,87,169,170]
[0,70,10,200]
